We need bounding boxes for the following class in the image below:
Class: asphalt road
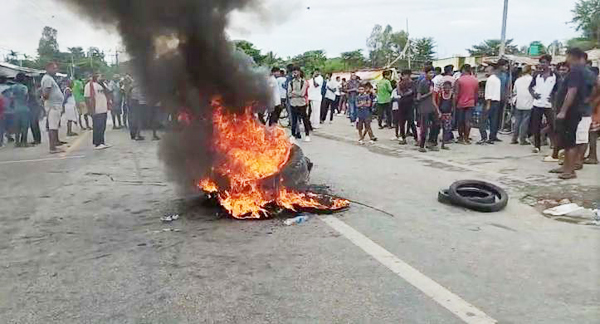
[0,120,599,324]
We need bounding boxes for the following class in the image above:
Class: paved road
[0,119,599,324]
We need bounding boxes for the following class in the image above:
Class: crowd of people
[263,47,599,180]
[0,62,161,153]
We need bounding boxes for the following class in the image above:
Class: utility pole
[407,18,411,69]
[499,0,509,57]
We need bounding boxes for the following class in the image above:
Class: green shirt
[72,80,85,103]
[377,78,393,104]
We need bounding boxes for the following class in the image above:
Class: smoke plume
[60,0,271,193]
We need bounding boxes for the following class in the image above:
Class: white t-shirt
[325,79,338,101]
[308,75,323,101]
[391,88,400,110]
[41,74,64,107]
[513,74,534,110]
[276,76,287,99]
[485,74,501,102]
[532,73,557,108]
[432,75,443,92]
[84,81,109,114]
[268,75,280,108]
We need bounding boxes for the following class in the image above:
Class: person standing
[321,75,338,123]
[41,62,65,154]
[356,83,377,144]
[454,64,479,144]
[376,70,393,129]
[128,79,147,141]
[109,74,123,129]
[28,83,42,145]
[63,80,79,137]
[511,65,534,145]
[347,73,360,124]
[496,59,510,139]
[434,65,455,93]
[431,67,443,92]
[478,65,502,145]
[307,70,323,129]
[529,55,558,153]
[267,67,283,126]
[435,81,454,150]
[84,73,111,150]
[397,69,417,144]
[338,78,348,116]
[72,77,91,130]
[276,69,287,121]
[417,66,439,152]
[9,73,30,147]
[552,48,590,179]
[288,67,311,142]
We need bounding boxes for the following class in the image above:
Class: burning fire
[196,98,349,219]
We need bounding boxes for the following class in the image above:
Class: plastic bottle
[283,214,310,226]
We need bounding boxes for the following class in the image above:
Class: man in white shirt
[529,54,558,153]
[84,73,110,150]
[512,65,534,145]
[268,67,284,126]
[479,63,502,144]
[276,69,287,106]
[41,62,65,154]
[308,70,323,129]
[321,74,338,123]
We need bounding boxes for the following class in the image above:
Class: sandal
[558,173,577,180]
[549,167,564,174]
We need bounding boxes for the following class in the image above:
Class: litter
[543,203,584,216]
[161,214,180,222]
[283,214,310,226]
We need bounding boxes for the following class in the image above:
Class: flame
[195,98,349,219]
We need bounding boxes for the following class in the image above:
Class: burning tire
[446,180,509,212]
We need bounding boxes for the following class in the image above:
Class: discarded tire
[437,188,496,205]
[447,180,509,212]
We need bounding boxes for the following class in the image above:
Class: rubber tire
[437,188,495,205]
[447,180,509,212]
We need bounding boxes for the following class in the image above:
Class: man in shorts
[552,48,590,179]
[41,62,65,154]
[454,64,479,144]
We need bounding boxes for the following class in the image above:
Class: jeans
[321,98,336,122]
[512,109,531,143]
[377,102,392,127]
[530,106,555,149]
[348,94,357,122]
[291,105,310,137]
[92,113,107,146]
[480,101,500,141]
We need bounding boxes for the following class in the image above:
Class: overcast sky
[1,0,580,63]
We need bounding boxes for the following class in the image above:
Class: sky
[0,0,581,63]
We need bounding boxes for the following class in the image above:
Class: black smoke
[60,0,271,193]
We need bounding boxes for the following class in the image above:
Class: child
[391,84,401,140]
[435,81,454,150]
[356,84,377,144]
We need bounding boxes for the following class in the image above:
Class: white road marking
[322,216,498,324]
[0,155,85,165]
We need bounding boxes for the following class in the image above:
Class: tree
[366,24,396,67]
[322,57,345,74]
[37,26,60,62]
[571,0,600,45]
[68,47,85,59]
[291,50,327,74]
[412,37,436,62]
[340,49,367,70]
[467,39,518,56]
[234,40,265,65]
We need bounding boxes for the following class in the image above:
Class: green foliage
[340,50,367,71]
[234,40,266,65]
[411,37,436,62]
[291,50,327,74]
[467,39,518,56]
[571,0,600,45]
[322,57,345,74]
[37,26,60,61]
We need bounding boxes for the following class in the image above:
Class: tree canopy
[571,0,600,45]
[467,39,518,56]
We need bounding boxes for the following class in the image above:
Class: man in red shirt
[454,64,479,144]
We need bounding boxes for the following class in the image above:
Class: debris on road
[161,214,180,222]
[439,180,509,212]
[283,214,310,226]
[543,203,584,216]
